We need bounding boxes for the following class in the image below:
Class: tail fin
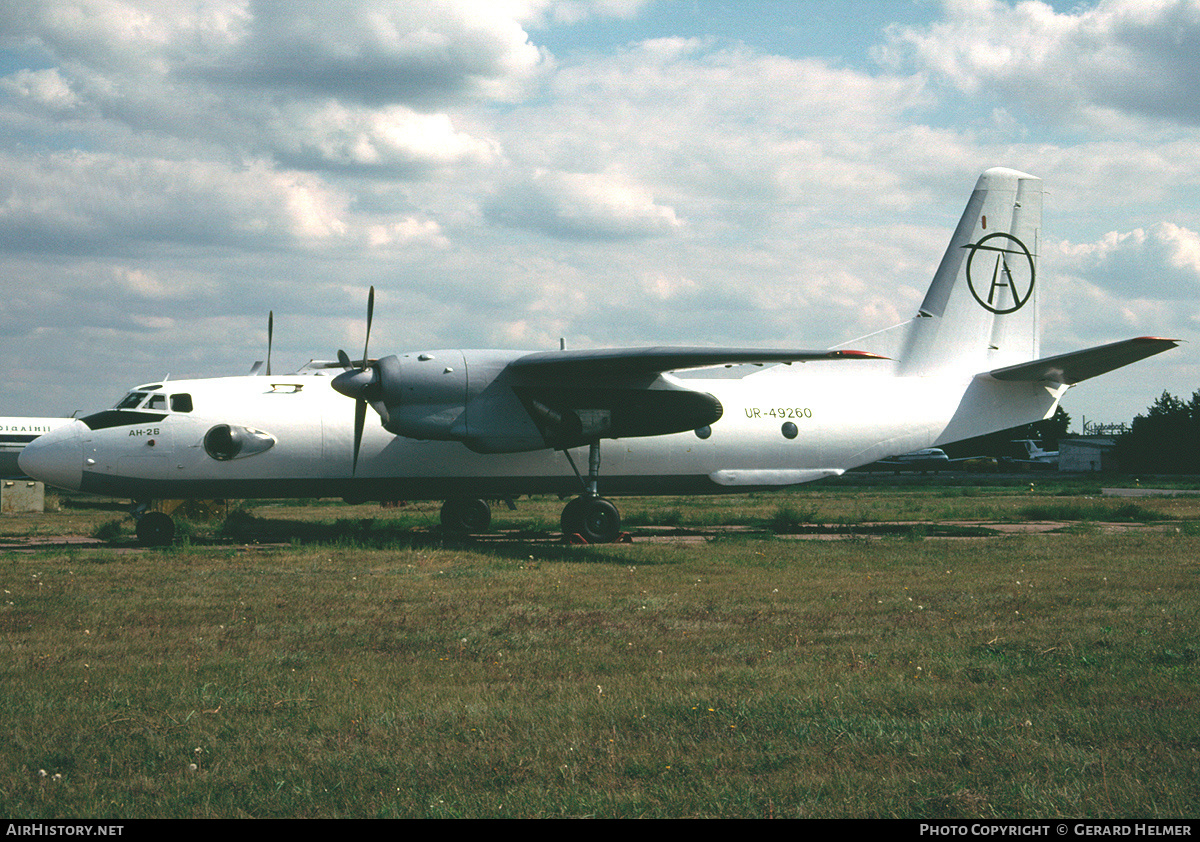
[899,168,1043,376]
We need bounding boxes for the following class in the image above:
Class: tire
[560,495,589,537]
[439,498,491,533]
[136,511,175,546]
[562,496,621,543]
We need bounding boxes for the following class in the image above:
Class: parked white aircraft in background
[874,448,952,472]
[1,417,75,478]
[1010,438,1060,468]
[19,169,1178,544]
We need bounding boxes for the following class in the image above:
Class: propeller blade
[337,286,379,475]
[266,311,273,377]
[352,397,367,475]
[361,286,374,370]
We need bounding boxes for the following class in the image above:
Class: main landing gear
[559,440,624,544]
[560,494,622,543]
[440,497,492,533]
[438,443,625,543]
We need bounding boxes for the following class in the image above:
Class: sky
[2,0,1199,432]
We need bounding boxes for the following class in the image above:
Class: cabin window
[171,394,193,412]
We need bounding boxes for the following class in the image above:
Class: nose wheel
[135,511,175,547]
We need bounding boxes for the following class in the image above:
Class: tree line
[1114,390,1200,474]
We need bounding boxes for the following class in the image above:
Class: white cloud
[489,167,683,239]
[111,266,183,301]
[1059,222,1200,299]
[189,0,546,106]
[270,101,499,173]
[0,151,350,253]
[1,67,80,110]
[367,216,449,250]
[1,1,531,173]
[518,0,655,27]
[882,0,1200,126]
[537,38,940,214]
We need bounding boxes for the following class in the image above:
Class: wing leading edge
[509,346,885,377]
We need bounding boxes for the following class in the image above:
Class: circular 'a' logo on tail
[964,232,1035,314]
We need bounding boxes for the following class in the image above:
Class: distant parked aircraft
[875,448,952,472]
[1008,439,1059,469]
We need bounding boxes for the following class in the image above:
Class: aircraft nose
[18,420,84,491]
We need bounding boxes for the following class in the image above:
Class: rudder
[899,168,1042,377]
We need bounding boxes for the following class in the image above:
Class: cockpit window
[116,392,147,409]
[113,390,193,412]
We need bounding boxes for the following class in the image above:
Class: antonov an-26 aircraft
[19,169,1178,545]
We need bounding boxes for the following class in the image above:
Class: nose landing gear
[134,509,175,547]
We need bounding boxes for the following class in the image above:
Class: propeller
[249,311,275,376]
[331,286,377,474]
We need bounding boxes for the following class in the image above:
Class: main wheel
[439,498,491,533]
[560,495,588,537]
[136,511,175,546]
[561,496,621,543]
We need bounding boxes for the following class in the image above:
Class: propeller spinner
[331,286,379,473]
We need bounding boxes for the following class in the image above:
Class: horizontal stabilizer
[510,347,885,377]
[988,337,1179,385]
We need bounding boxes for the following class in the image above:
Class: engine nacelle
[203,424,276,460]
[375,351,469,441]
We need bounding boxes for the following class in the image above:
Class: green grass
[2,483,1199,818]
[29,475,1200,546]
[1015,501,1169,522]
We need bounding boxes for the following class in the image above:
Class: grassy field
[2,477,1198,818]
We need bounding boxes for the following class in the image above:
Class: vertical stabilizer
[899,168,1042,376]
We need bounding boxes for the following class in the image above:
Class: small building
[1057,436,1118,472]
[1,480,45,513]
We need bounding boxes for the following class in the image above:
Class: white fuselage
[17,360,1063,500]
